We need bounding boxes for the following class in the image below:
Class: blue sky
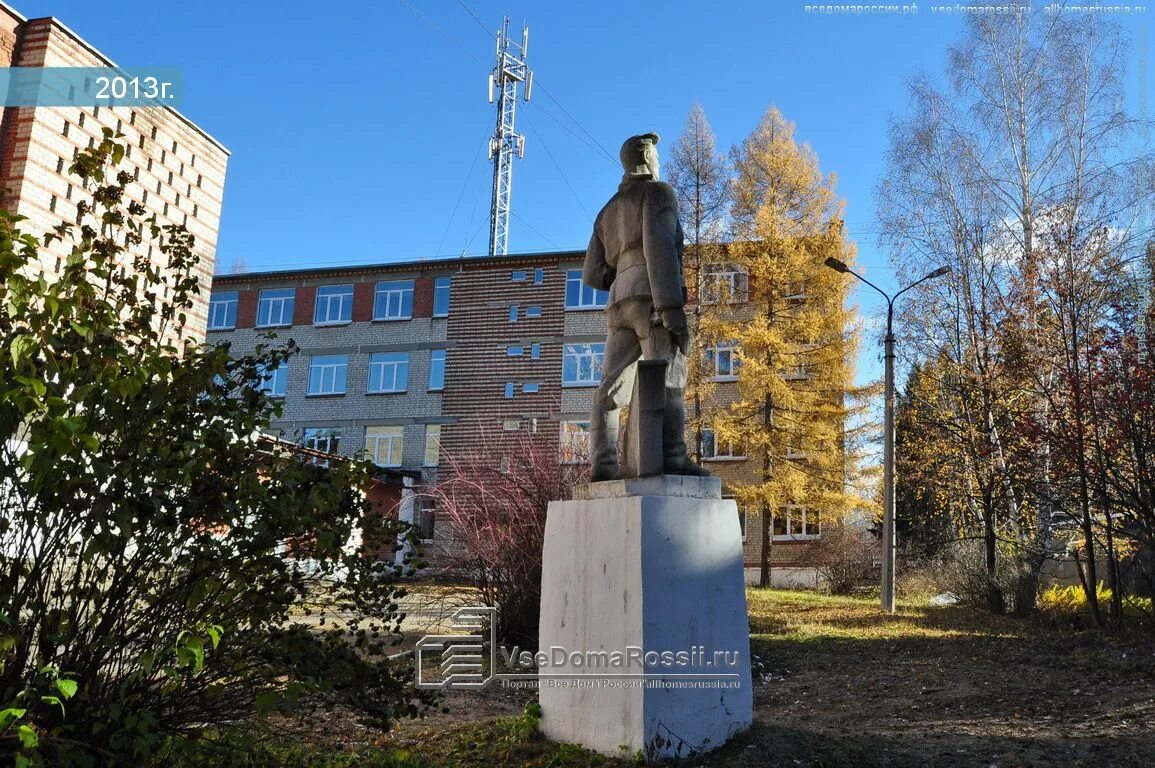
[18,1,1153,386]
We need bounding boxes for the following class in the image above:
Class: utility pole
[487,17,533,257]
[824,257,950,613]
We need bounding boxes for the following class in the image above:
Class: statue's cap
[620,132,660,171]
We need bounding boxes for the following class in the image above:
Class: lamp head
[824,256,850,273]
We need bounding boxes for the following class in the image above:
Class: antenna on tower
[487,17,532,257]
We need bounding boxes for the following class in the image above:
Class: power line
[522,109,592,222]
[437,121,491,258]
[455,0,493,37]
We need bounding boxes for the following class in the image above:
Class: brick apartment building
[0,2,229,337]
[209,251,843,583]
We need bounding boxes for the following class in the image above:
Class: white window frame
[314,284,353,325]
[303,427,341,466]
[433,276,451,317]
[562,343,604,387]
[207,291,237,330]
[307,354,348,396]
[259,362,287,397]
[701,264,749,304]
[373,280,414,321]
[366,426,404,468]
[423,424,441,467]
[256,288,295,328]
[565,269,608,310]
[706,341,741,381]
[701,426,746,461]
[559,420,591,464]
[428,349,446,391]
[525,306,542,318]
[775,505,821,540]
[368,352,409,393]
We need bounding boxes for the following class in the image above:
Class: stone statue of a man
[582,133,709,482]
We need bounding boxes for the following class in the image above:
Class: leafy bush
[0,133,429,766]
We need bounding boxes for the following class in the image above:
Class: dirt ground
[284,588,1155,767]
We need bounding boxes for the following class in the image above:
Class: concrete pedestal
[538,475,753,759]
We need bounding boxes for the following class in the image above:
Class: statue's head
[620,133,660,181]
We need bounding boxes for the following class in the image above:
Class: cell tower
[487,17,532,257]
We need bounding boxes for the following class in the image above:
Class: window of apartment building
[509,306,519,322]
[734,501,747,541]
[258,362,287,398]
[373,280,414,321]
[701,426,746,461]
[428,350,446,391]
[257,288,295,327]
[433,276,451,317]
[780,362,810,381]
[525,306,542,318]
[423,425,441,467]
[303,428,341,465]
[565,269,608,310]
[367,352,409,393]
[307,355,348,396]
[55,157,64,173]
[701,264,750,304]
[503,419,521,431]
[366,426,404,468]
[534,267,544,284]
[507,345,524,356]
[530,343,541,359]
[523,382,541,394]
[504,382,515,398]
[314,284,353,325]
[511,270,527,282]
[775,505,821,540]
[208,291,239,331]
[706,341,741,381]
[562,344,604,386]
[559,420,591,464]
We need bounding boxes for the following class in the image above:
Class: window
[563,344,604,386]
[523,382,540,394]
[565,269,608,309]
[706,342,741,381]
[423,425,441,467]
[259,363,287,397]
[507,345,524,356]
[701,427,746,461]
[373,280,414,320]
[534,267,544,284]
[503,419,521,431]
[525,306,542,318]
[735,501,747,541]
[504,382,515,399]
[314,284,353,325]
[366,426,404,468]
[776,506,821,540]
[559,420,591,464]
[530,343,541,359]
[701,264,749,304]
[433,276,451,317]
[307,355,348,395]
[509,306,519,322]
[303,428,341,465]
[368,352,409,393]
[207,291,238,330]
[256,288,295,327]
[428,350,446,391]
[781,363,810,381]
[511,270,527,282]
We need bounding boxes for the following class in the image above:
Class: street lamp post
[824,257,950,613]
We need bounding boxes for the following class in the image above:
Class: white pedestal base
[538,476,753,758]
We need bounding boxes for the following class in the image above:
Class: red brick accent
[413,277,434,318]
[293,285,316,326]
[352,282,374,322]
[236,289,258,329]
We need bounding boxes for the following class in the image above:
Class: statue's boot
[590,407,620,482]
[663,389,710,477]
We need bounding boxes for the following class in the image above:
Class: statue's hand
[661,307,690,355]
